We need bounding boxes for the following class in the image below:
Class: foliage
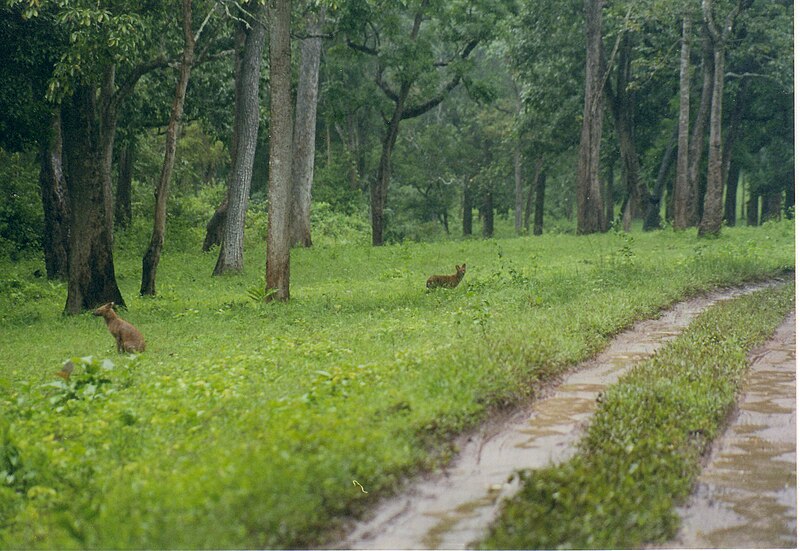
[482,283,795,549]
[0,219,793,548]
[0,150,42,258]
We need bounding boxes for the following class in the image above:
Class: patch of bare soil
[333,282,785,550]
[667,311,796,549]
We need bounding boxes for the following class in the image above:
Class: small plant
[42,357,117,410]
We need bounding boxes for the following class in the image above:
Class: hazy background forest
[0,0,793,308]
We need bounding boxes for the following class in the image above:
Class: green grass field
[0,219,794,548]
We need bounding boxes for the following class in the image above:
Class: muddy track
[333,280,789,550]
[667,310,796,548]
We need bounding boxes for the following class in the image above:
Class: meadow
[0,216,794,549]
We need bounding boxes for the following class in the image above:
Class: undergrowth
[0,220,794,549]
[481,283,795,549]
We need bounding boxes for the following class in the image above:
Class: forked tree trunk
[141,0,195,296]
[265,0,293,301]
[643,126,678,231]
[290,7,325,248]
[39,110,70,280]
[576,0,606,235]
[62,80,125,313]
[699,0,750,236]
[672,15,693,229]
[214,1,267,273]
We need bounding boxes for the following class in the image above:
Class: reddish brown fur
[426,263,467,289]
[93,302,146,353]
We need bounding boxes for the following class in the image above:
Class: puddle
[668,311,796,549]
[335,282,787,550]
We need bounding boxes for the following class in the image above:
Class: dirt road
[336,283,787,549]
[668,311,796,549]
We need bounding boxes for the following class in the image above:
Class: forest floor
[0,223,794,549]
[335,280,795,549]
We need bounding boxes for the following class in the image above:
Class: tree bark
[724,160,739,226]
[606,31,646,230]
[462,176,473,236]
[513,142,523,234]
[533,170,546,236]
[746,187,759,226]
[576,0,606,235]
[141,0,196,296]
[38,110,70,280]
[761,191,782,223]
[698,0,750,236]
[290,7,325,248]
[61,78,125,313]
[643,126,678,231]
[115,137,134,229]
[481,188,494,238]
[686,30,714,227]
[672,15,693,229]
[698,42,725,237]
[265,0,293,302]
[214,1,267,274]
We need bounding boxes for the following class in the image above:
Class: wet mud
[668,311,796,549]
[337,283,783,550]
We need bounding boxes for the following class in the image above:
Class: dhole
[426,263,467,289]
[93,302,146,353]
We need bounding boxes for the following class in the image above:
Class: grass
[481,282,795,549]
[0,218,794,549]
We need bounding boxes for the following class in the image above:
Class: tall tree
[265,0,293,301]
[345,0,507,245]
[698,0,752,237]
[289,6,325,248]
[38,110,70,279]
[576,0,606,234]
[213,0,268,273]
[141,0,199,296]
[672,14,693,229]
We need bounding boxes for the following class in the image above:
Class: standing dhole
[93,302,146,353]
[426,263,467,289]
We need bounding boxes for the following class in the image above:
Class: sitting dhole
[93,302,146,353]
[426,263,467,289]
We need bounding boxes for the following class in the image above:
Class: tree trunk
[720,82,746,228]
[607,32,647,229]
[687,30,714,227]
[513,142,523,234]
[672,15,693,229]
[698,44,725,237]
[214,1,268,274]
[724,160,739,226]
[524,158,542,232]
[61,79,125,313]
[761,191,782,223]
[290,7,325,248]
[698,0,750,236]
[372,83,409,246]
[643,125,678,231]
[533,170,546,236]
[115,137,134,229]
[38,110,70,280]
[265,0,293,302]
[746,188,759,226]
[141,0,195,296]
[481,188,494,238]
[576,0,606,235]
[462,176,473,236]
